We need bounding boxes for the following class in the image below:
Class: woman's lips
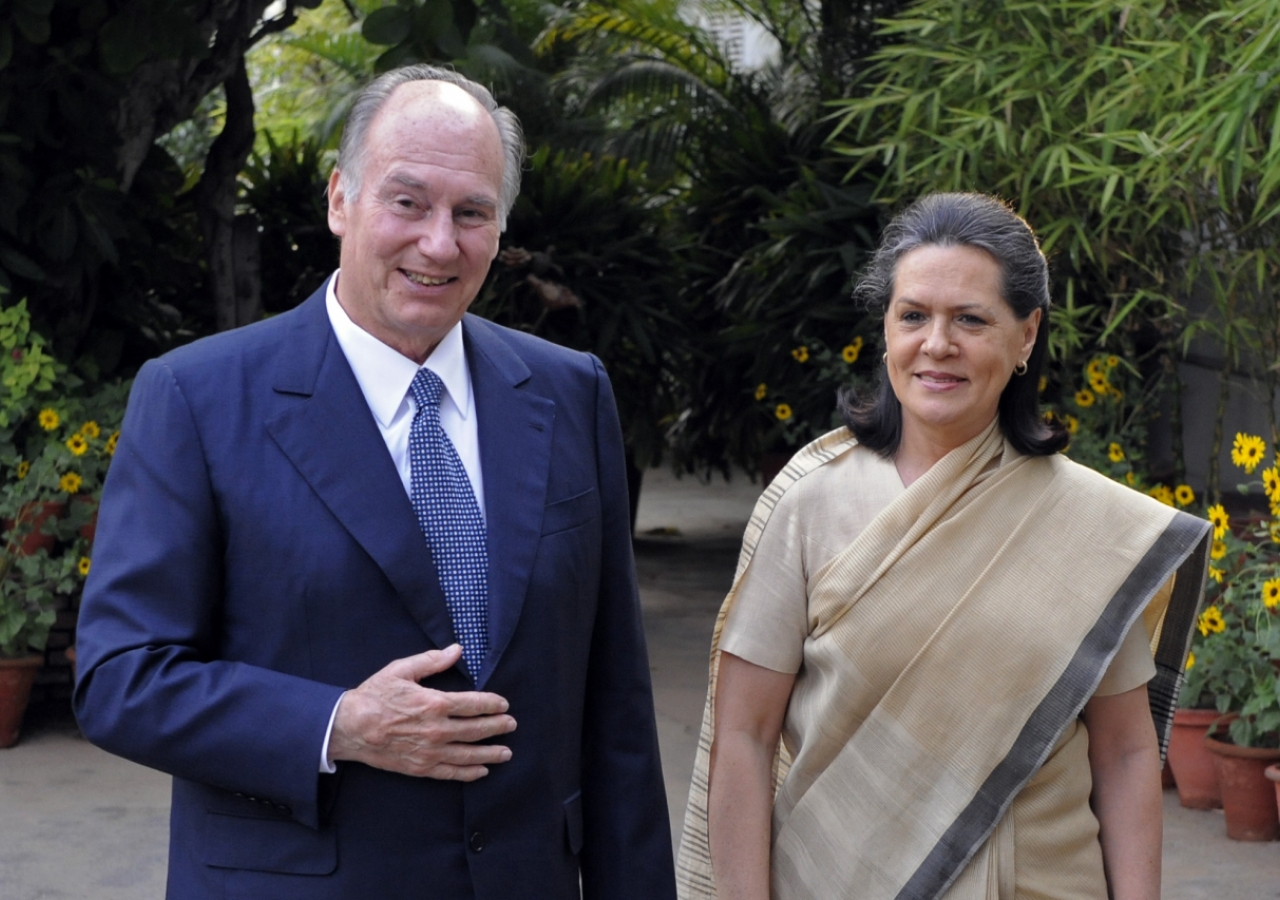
[915,371,966,390]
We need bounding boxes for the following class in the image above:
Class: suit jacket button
[469,831,484,853]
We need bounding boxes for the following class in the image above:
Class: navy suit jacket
[73,285,675,899]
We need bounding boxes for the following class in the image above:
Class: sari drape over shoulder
[676,423,1210,900]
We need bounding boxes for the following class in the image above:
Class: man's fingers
[386,644,464,682]
[435,712,516,744]
[439,690,514,718]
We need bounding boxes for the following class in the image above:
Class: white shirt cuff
[319,693,344,774]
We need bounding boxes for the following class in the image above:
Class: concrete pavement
[0,466,1275,898]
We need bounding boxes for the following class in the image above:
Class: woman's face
[884,243,1040,453]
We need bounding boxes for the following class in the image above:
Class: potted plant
[0,293,128,746]
[1193,433,1280,840]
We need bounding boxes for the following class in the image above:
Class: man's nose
[416,212,460,261]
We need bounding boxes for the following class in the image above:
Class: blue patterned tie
[408,368,489,680]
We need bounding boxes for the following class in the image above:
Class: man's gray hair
[335,64,525,230]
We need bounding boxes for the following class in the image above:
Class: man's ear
[327,169,347,239]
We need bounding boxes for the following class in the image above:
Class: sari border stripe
[896,511,1210,900]
[1148,519,1211,759]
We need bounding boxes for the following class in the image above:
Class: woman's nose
[922,320,954,357]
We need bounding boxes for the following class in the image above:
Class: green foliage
[829,0,1280,495]
[359,0,535,78]
[673,157,881,469]
[0,294,62,430]
[239,131,336,313]
[474,146,684,468]
[828,0,1195,358]
[0,296,129,657]
[1044,353,1169,493]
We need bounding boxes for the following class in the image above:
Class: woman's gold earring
[1014,361,1029,376]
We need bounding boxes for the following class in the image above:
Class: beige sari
[676,422,1210,900]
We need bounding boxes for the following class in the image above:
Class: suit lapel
[265,290,458,656]
[465,316,555,689]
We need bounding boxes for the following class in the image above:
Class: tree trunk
[196,58,259,332]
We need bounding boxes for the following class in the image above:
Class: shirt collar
[325,271,472,427]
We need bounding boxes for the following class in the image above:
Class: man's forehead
[381,80,487,124]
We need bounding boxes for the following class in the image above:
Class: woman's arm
[708,651,796,900]
[1081,684,1162,900]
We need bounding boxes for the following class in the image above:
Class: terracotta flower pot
[1203,723,1280,841]
[2,500,66,556]
[1167,708,1222,809]
[0,655,44,748]
[1267,765,1280,825]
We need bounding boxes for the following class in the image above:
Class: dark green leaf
[0,245,45,280]
[362,7,413,47]
[0,24,13,70]
[99,15,149,74]
[12,8,50,45]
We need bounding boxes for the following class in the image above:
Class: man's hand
[328,644,515,780]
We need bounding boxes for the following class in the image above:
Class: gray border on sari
[896,510,1211,900]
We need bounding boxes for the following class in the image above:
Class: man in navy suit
[73,64,676,899]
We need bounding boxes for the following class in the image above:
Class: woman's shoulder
[762,428,903,526]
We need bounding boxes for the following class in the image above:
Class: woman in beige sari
[677,194,1210,900]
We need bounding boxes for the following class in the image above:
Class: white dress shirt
[324,272,485,517]
[317,271,486,771]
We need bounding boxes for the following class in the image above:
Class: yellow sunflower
[16,460,30,480]
[1038,376,1047,393]
[842,337,864,364]
[1107,443,1125,463]
[1230,432,1266,474]
[1198,606,1226,635]
[79,420,101,438]
[77,557,91,577]
[791,346,809,363]
[1074,389,1096,408]
[66,434,89,456]
[1262,466,1280,501]
[1263,579,1280,610]
[1208,566,1224,583]
[38,408,60,430]
[1207,503,1229,539]
[1089,373,1110,394]
[1210,539,1227,560]
[1064,414,1079,435]
[59,472,82,494]
[775,403,793,421]
[1174,484,1195,507]
[1106,355,1120,368]
[1087,358,1105,378]
[1185,651,1195,671]
[1148,485,1174,506]
[1125,472,1136,486]
[1271,520,1280,545]
[105,431,120,456]
[754,383,767,401]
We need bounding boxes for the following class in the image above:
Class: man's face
[328,81,505,363]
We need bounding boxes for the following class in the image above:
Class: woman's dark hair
[838,192,1069,457]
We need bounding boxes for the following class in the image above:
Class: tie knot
[410,367,445,411]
